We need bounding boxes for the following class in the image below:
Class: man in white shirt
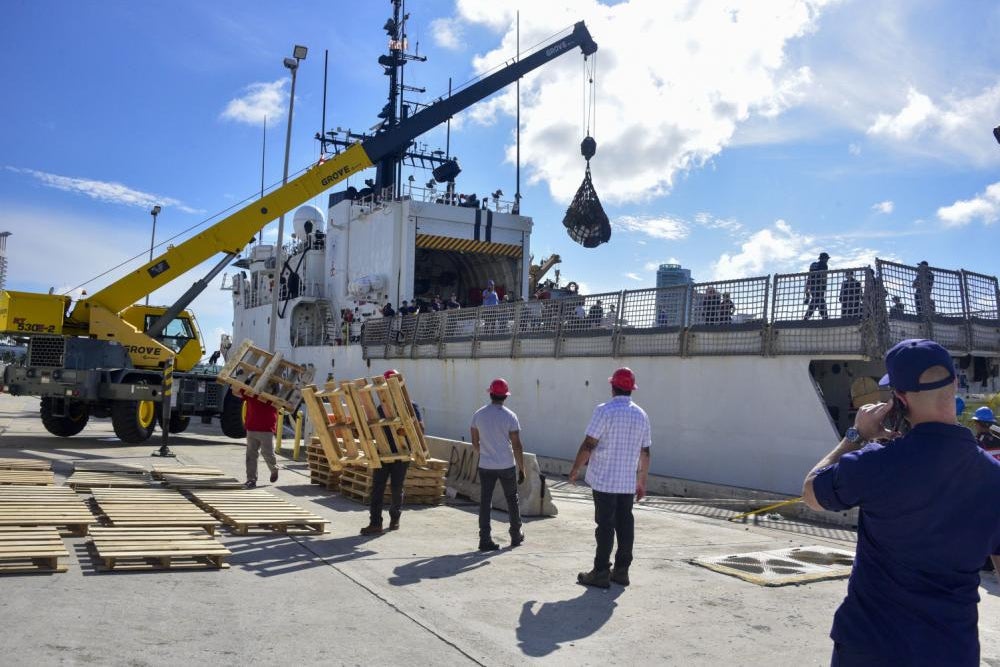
[569,367,651,588]
[471,378,527,551]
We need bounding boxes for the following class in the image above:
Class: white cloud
[937,181,1000,227]
[613,215,688,240]
[866,84,1000,164]
[220,79,288,125]
[871,200,894,214]
[5,166,200,214]
[430,17,464,50]
[712,219,811,279]
[693,212,743,235]
[448,0,838,203]
[625,272,642,281]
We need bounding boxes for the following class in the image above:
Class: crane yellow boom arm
[67,143,373,327]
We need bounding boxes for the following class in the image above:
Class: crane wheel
[220,390,247,439]
[111,399,157,443]
[39,398,90,437]
[158,413,191,434]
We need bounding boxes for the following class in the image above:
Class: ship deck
[1,394,998,666]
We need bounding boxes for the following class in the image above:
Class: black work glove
[517,469,526,485]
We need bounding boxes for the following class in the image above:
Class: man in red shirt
[239,390,279,489]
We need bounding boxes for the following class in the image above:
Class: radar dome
[292,205,325,239]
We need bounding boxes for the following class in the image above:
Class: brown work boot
[611,567,630,586]
[269,468,279,483]
[388,516,400,531]
[360,523,383,536]
[577,568,611,589]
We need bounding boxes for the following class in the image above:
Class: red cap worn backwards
[878,339,955,392]
[383,369,400,379]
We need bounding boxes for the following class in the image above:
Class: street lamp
[268,44,307,352]
[145,205,162,306]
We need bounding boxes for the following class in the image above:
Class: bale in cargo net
[562,137,610,248]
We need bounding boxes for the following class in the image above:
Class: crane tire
[110,399,157,444]
[39,398,90,437]
[220,390,247,439]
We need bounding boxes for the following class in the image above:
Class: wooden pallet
[301,373,428,471]
[151,465,226,480]
[159,474,244,490]
[91,489,221,534]
[71,461,148,474]
[66,471,153,491]
[0,458,52,471]
[0,486,96,535]
[336,463,446,506]
[0,469,55,486]
[216,338,314,412]
[188,489,329,535]
[0,526,69,574]
[89,527,230,571]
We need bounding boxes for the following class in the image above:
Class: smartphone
[881,397,909,435]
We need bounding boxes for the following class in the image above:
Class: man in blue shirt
[803,339,1000,666]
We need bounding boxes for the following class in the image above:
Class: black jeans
[592,490,635,572]
[478,466,522,540]
[369,460,409,526]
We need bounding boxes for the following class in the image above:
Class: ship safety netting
[770,267,876,356]
[962,270,1000,354]
[685,277,769,356]
[876,259,969,352]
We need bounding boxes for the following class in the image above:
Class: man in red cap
[470,378,526,551]
[569,367,651,588]
[361,369,423,536]
[803,339,1000,666]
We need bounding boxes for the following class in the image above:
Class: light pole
[145,205,161,306]
[268,44,307,352]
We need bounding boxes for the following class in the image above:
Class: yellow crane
[0,21,598,443]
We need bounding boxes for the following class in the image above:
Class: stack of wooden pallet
[306,438,341,490]
[216,338,315,412]
[338,459,448,506]
[152,465,243,489]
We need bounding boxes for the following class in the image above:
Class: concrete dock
[1,394,998,666]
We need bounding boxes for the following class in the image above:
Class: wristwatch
[845,427,864,444]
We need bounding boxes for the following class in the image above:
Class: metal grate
[963,270,1000,354]
[617,286,686,356]
[691,545,854,586]
[686,277,768,356]
[558,291,619,357]
[27,336,65,368]
[771,267,874,355]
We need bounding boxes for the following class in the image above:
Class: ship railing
[277,280,324,301]
[361,259,1000,361]
[770,267,877,357]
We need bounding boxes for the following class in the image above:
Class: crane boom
[69,21,597,328]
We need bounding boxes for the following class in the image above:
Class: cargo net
[562,165,610,248]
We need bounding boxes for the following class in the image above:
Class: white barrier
[426,436,558,517]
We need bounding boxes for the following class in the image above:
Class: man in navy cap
[802,339,1000,666]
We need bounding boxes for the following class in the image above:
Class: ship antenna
[258,114,266,244]
[321,49,329,159]
[514,11,521,215]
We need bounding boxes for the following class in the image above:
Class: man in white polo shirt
[471,378,527,551]
[569,367,651,588]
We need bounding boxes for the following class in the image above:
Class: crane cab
[120,305,204,372]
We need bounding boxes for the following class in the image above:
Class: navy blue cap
[879,339,955,391]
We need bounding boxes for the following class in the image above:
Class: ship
[227,3,1000,497]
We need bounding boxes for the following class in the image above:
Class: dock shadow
[226,533,375,577]
[516,587,624,657]
[388,550,494,586]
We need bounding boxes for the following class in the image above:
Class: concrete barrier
[426,436,558,517]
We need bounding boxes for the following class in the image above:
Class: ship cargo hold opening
[414,240,522,306]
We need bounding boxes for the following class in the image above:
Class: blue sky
[2,0,999,353]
